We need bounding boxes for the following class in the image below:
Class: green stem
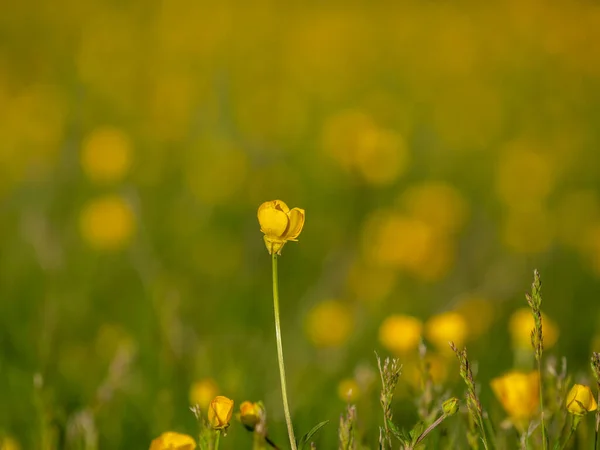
[560,415,581,450]
[271,253,298,450]
[595,387,600,450]
[214,430,221,450]
[537,359,548,450]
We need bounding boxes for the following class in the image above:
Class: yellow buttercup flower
[566,384,598,416]
[425,311,468,352]
[239,401,262,430]
[378,315,422,355]
[491,371,539,428]
[189,378,218,408]
[208,396,234,430]
[509,307,559,350]
[257,200,305,255]
[149,432,196,450]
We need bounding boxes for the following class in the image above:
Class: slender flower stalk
[214,430,221,450]
[526,269,548,450]
[590,352,600,450]
[272,253,297,450]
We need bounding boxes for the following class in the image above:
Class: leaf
[386,419,403,441]
[298,420,329,450]
[409,421,425,445]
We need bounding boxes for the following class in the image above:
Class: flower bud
[257,200,305,255]
[208,396,234,430]
[442,397,459,416]
[239,401,262,431]
[566,384,598,416]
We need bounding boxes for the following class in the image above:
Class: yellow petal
[258,201,289,238]
[285,208,305,240]
[272,199,290,213]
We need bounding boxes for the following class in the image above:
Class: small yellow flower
[189,378,218,408]
[491,371,539,427]
[378,314,422,355]
[149,432,196,450]
[509,307,559,350]
[337,378,360,402]
[239,401,262,430]
[257,200,305,255]
[566,384,598,416]
[208,396,234,430]
[425,311,468,352]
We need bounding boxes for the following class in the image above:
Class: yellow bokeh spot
[425,311,468,352]
[347,263,397,305]
[0,436,21,450]
[81,127,132,184]
[353,127,409,186]
[322,110,408,185]
[496,141,555,209]
[337,378,361,402]
[509,307,559,350]
[399,182,469,235]
[362,210,454,280]
[378,314,422,355]
[305,300,354,349]
[79,195,136,251]
[189,378,219,408]
[491,370,540,428]
[405,353,449,388]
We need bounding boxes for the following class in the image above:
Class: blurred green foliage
[1,0,600,448]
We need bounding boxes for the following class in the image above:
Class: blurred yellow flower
[321,110,409,185]
[566,384,597,416]
[399,182,469,235]
[305,300,353,349]
[208,396,234,430]
[337,378,360,402]
[239,401,262,430]
[405,352,449,388]
[378,315,422,355]
[425,311,468,352]
[79,195,136,251]
[491,371,540,426]
[149,432,196,450]
[353,127,409,186]
[0,436,20,450]
[81,127,132,184]
[509,307,559,351]
[347,264,397,305]
[496,142,555,209]
[189,378,218,408]
[257,200,305,255]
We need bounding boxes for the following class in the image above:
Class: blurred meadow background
[2,0,600,448]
